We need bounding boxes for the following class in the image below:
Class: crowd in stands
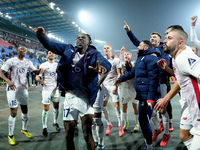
[0,30,60,67]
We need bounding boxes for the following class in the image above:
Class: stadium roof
[0,0,82,43]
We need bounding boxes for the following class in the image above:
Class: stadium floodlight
[60,11,64,14]
[5,14,12,19]
[72,21,75,25]
[94,39,106,44]
[56,7,60,11]
[47,33,53,38]
[75,24,78,27]
[52,35,55,39]
[79,11,89,23]
[0,12,3,15]
[81,29,86,33]
[49,2,55,9]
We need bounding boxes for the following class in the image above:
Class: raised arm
[119,45,125,62]
[190,15,200,49]
[123,21,140,47]
[33,27,68,55]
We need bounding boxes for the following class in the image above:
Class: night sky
[48,0,200,59]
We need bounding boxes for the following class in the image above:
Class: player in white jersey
[118,45,139,132]
[0,46,40,145]
[191,15,200,51]
[92,84,105,150]
[157,55,193,149]
[35,51,60,137]
[102,44,124,137]
[155,29,200,150]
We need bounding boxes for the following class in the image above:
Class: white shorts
[189,127,200,150]
[63,92,93,121]
[118,85,138,104]
[103,85,119,103]
[7,88,28,108]
[180,104,193,130]
[92,88,104,113]
[42,89,60,104]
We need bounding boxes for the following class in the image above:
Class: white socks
[42,110,48,128]
[21,113,28,131]
[162,112,169,135]
[93,117,104,145]
[92,123,98,143]
[151,110,160,130]
[102,107,111,126]
[53,108,59,124]
[122,112,128,123]
[135,114,139,124]
[8,116,16,136]
[114,107,122,126]
[184,137,193,150]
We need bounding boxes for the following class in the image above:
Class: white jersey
[103,57,121,86]
[190,26,200,50]
[1,57,36,89]
[173,46,200,132]
[121,61,135,89]
[40,61,58,91]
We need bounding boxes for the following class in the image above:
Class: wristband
[147,100,154,103]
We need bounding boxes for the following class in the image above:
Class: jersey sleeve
[115,58,122,69]
[28,60,37,72]
[1,59,12,72]
[39,63,46,74]
[176,52,200,79]
[190,26,200,49]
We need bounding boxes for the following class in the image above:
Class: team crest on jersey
[50,72,56,76]
[188,58,196,66]
[74,66,82,73]
[19,68,25,74]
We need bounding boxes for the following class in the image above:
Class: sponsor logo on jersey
[50,72,56,76]
[74,66,81,73]
[19,68,25,74]
[188,58,196,66]
[182,117,187,120]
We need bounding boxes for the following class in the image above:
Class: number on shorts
[64,108,70,117]
[11,100,17,106]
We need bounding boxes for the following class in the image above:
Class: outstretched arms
[33,27,67,55]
